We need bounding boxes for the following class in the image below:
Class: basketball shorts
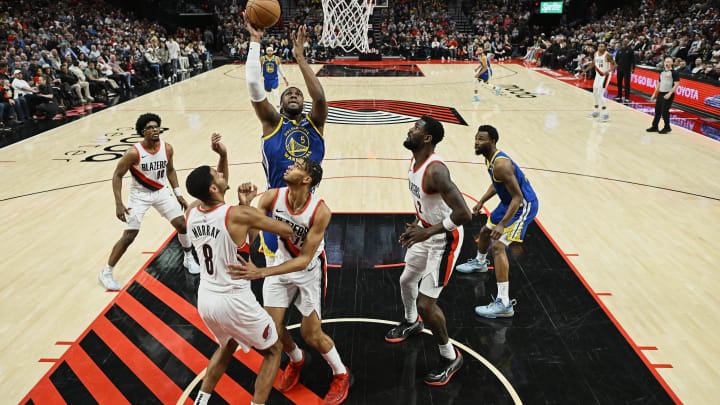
[263,252,327,318]
[197,284,278,352]
[125,187,183,230]
[487,199,539,245]
[260,231,278,257]
[264,77,279,92]
[476,71,492,83]
[403,226,464,299]
[593,73,610,89]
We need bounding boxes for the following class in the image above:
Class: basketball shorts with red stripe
[403,227,464,299]
[125,187,183,230]
[198,283,278,352]
[263,252,327,318]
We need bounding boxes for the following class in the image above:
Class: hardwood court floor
[1,62,719,404]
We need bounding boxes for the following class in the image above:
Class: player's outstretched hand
[399,223,432,248]
[228,255,266,280]
[237,182,258,206]
[292,25,307,60]
[116,202,130,222]
[211,133,226,157]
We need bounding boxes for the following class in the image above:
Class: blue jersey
[261,55,280,91]
[262,113,325,189]
[477,56,493,82]
[487,151,536,204]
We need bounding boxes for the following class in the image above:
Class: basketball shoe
[184,253,201,274]
[424,349,463,386]
[597,113,610,122]
[456,258,489,273]
[586,111,599,118]
[278,350,305,392]
[475,296,516,318]
[324,369,351,404]
[98,269,122,291]
[385,318,424,343]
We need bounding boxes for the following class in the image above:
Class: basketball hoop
[320,0,375,53]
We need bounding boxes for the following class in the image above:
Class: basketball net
[320,0,375,53]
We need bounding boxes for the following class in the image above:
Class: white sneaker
[586,111,599,118]
[184,254,201,274]
[597,114,610,122]
[98,270,122,291]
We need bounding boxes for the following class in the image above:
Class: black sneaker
[424,349,463,386]
[659,127,672,134]
[385,318,424,343]
[646,127,659,132]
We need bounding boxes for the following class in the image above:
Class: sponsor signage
[540,1,563,14]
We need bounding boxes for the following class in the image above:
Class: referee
[647,56,680,134]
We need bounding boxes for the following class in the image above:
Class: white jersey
[187,204,251,292]
[408,153,452,227]
[594,51,610,76]
[130,140,169,192]
[270,187,325,262]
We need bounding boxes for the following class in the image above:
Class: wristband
[442,217,458,231]
[173,187,182,197]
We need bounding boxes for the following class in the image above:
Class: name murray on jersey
[409,180,421,199]
[141,160,167,171]
[192,224,221,239]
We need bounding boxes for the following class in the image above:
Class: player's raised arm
[292,25,327,129]
[210,133,228,182]
[245,17,281,134]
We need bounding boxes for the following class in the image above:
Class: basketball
[245,0,281,29]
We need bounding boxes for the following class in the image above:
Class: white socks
[194,391,210,405]
[103,264,114,273]
[251,402,264,405]
[497,282,510,306]
[476,251,488,262]
[287,346,303,363]
[321,345,347,375]
[399,270,419,323]
[439,341,456,360]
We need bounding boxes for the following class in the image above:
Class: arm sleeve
[246,42,266,102]
[277,60,286,79]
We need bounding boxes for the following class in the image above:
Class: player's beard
[283,102,303,116]
[403,135,421,151]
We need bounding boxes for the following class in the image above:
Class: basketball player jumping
[228,158,351,405]
[244,19,327,273]
[99,113,200,291]
[456,125,538,319]
[261,45,289,110]
[579,43,615,122]
[386,115,471,386]
[185,134,294,405]
[473,47,502,101]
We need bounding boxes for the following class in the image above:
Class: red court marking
[0,160,16,163]
[565,253,579,257]
[64,345,131,404]
[534,219,682,405]
[595,293,612,296]
[652,364,674,369]
[93,316,185,404]
[38,359,60,363]
[639,347,659,351]
[27,376,67,404]
[19,232,178,405]
[141,251,155,254]
[327,264,342,268]
[55,341,75,345]
[115,292,248,404]
[135,273,324,404]
[374,263,406,268]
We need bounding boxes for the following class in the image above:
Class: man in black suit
[614,38,635,102]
